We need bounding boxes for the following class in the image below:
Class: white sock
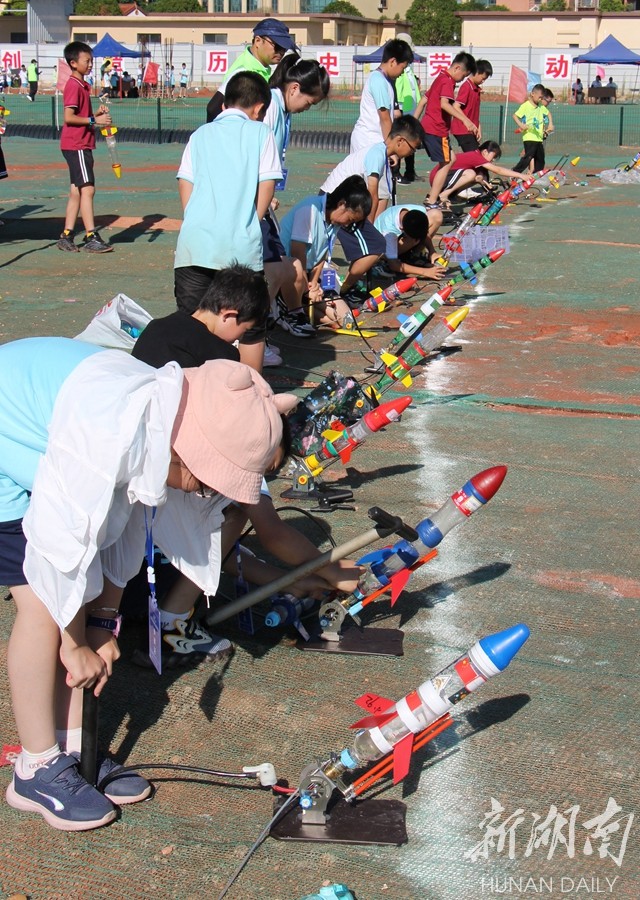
[16,743,61,779]
[159,607,190,631]
[56,727,83,754]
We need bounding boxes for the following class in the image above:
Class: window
[11,32,28,43]
[247,0,259,9]
[73,33,98,43]
[229,0,242,11]
[138,33,162,44]
[204,34,229,44]
[213,0,224,11]
[301,0,331,10]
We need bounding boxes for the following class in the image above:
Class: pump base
[271,796,407,845]
[297,626,404,656]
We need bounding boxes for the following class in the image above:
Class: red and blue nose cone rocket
[479,623,531,671]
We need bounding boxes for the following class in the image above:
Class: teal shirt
[175,110,282,272]
[0,338,102,521]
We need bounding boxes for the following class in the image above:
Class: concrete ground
[0,138,638,900]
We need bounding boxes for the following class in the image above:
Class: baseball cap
[171,359,298,505]
[252,18,297,52]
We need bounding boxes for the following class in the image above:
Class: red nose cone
[438,285,453,302]
[363,395,412,431]
[470,465,508,501]
[488,249,506,262]
[470,202,484,218]
[396,277,418,294]
[498,189,512,203]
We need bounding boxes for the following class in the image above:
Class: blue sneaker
[97,757,153,805]
[5,753,116,831]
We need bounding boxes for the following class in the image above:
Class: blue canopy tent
[352,44,426,91]
[91,33,150,60]
[573,35,640,66]
[573,35,640,101]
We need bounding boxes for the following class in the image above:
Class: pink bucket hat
[171,359,298,505]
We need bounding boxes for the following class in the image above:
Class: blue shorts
[0,518,27,587]
[338,219,386,262]
[424,134,452,165]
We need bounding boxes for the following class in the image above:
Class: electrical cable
[97,762,258,792]
[216,789,301,900]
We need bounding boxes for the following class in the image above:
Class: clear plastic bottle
[338,624,530,772]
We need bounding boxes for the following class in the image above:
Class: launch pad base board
[270,796,408,845]
[296,626,404,656]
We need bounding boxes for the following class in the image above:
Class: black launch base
[271,796,408,846]
[297,626,404,657]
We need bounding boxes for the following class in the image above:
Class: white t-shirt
[350,69,394,154]
[321,141,391,200]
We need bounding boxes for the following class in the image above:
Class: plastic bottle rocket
[303,395,412,474]
[439,202,484,264]
[509,176,535,201]
[101,126,122,178]
[264,593,316,640]
[332,465,507,618]
[385,285,453,354]
[445,249,505,288]
[477,189,512,226]
[325,623,530,789]
[364,277,417,313]
[623,151,640,172]
[373,307,468,396]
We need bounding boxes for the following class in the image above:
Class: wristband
[87,614,122,638]
[89,116,96,126]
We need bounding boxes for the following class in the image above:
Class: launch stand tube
[206,509,417,626]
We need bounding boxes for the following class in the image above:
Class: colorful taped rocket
[372,307,468,396]
[303,395,412,474]
[477,189,511,226]
[439,202,484,264]
[445,249,505,288]
[385,285,453,355]
[363,277,417,313]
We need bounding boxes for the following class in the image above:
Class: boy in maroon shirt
[58,42,113,253]
[415,51,478,208]
[451,59,493,152]
[428,140,524,204]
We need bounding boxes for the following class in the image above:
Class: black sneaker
[83,231,113,253]
[57,232,79,252]
[341,286,369,309]
[396,175,414,185]
[277,310,316,338]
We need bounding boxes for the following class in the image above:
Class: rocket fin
[392,733,415,784]
[396,313,409,325]
[388,568,412,606]
[354,692,395,714]
[321,428,345,443]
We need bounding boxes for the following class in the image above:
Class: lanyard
[281,112,291,167]
[144,506,157,602]
[326,228,337,266]
[384,155,393,195]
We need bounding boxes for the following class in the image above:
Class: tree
[406,0,460,46]
[459,1,510,9]
[538,0,566,9]
[148,0,203,10]
[74,0,121,13]
[322,0,364,15]
[599,0,624,9]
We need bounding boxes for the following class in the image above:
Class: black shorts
[261,214,286,264]
[424,134,452,165]
[338,219,386,262]
[174,264,268,345]
[0,518,27,587]
[62,148,95,188]
[454,133,479,152]
[442,168,466,192]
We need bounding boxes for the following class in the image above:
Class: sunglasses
[262,36,287,55]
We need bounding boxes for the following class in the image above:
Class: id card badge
[275,167,289,192]
[321,264,338,292]
[148,593,162,675]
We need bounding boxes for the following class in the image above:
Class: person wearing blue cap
[206,18,296,122]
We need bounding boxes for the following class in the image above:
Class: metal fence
[2,92,639,150]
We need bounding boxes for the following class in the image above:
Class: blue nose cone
[479,624,530,671]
